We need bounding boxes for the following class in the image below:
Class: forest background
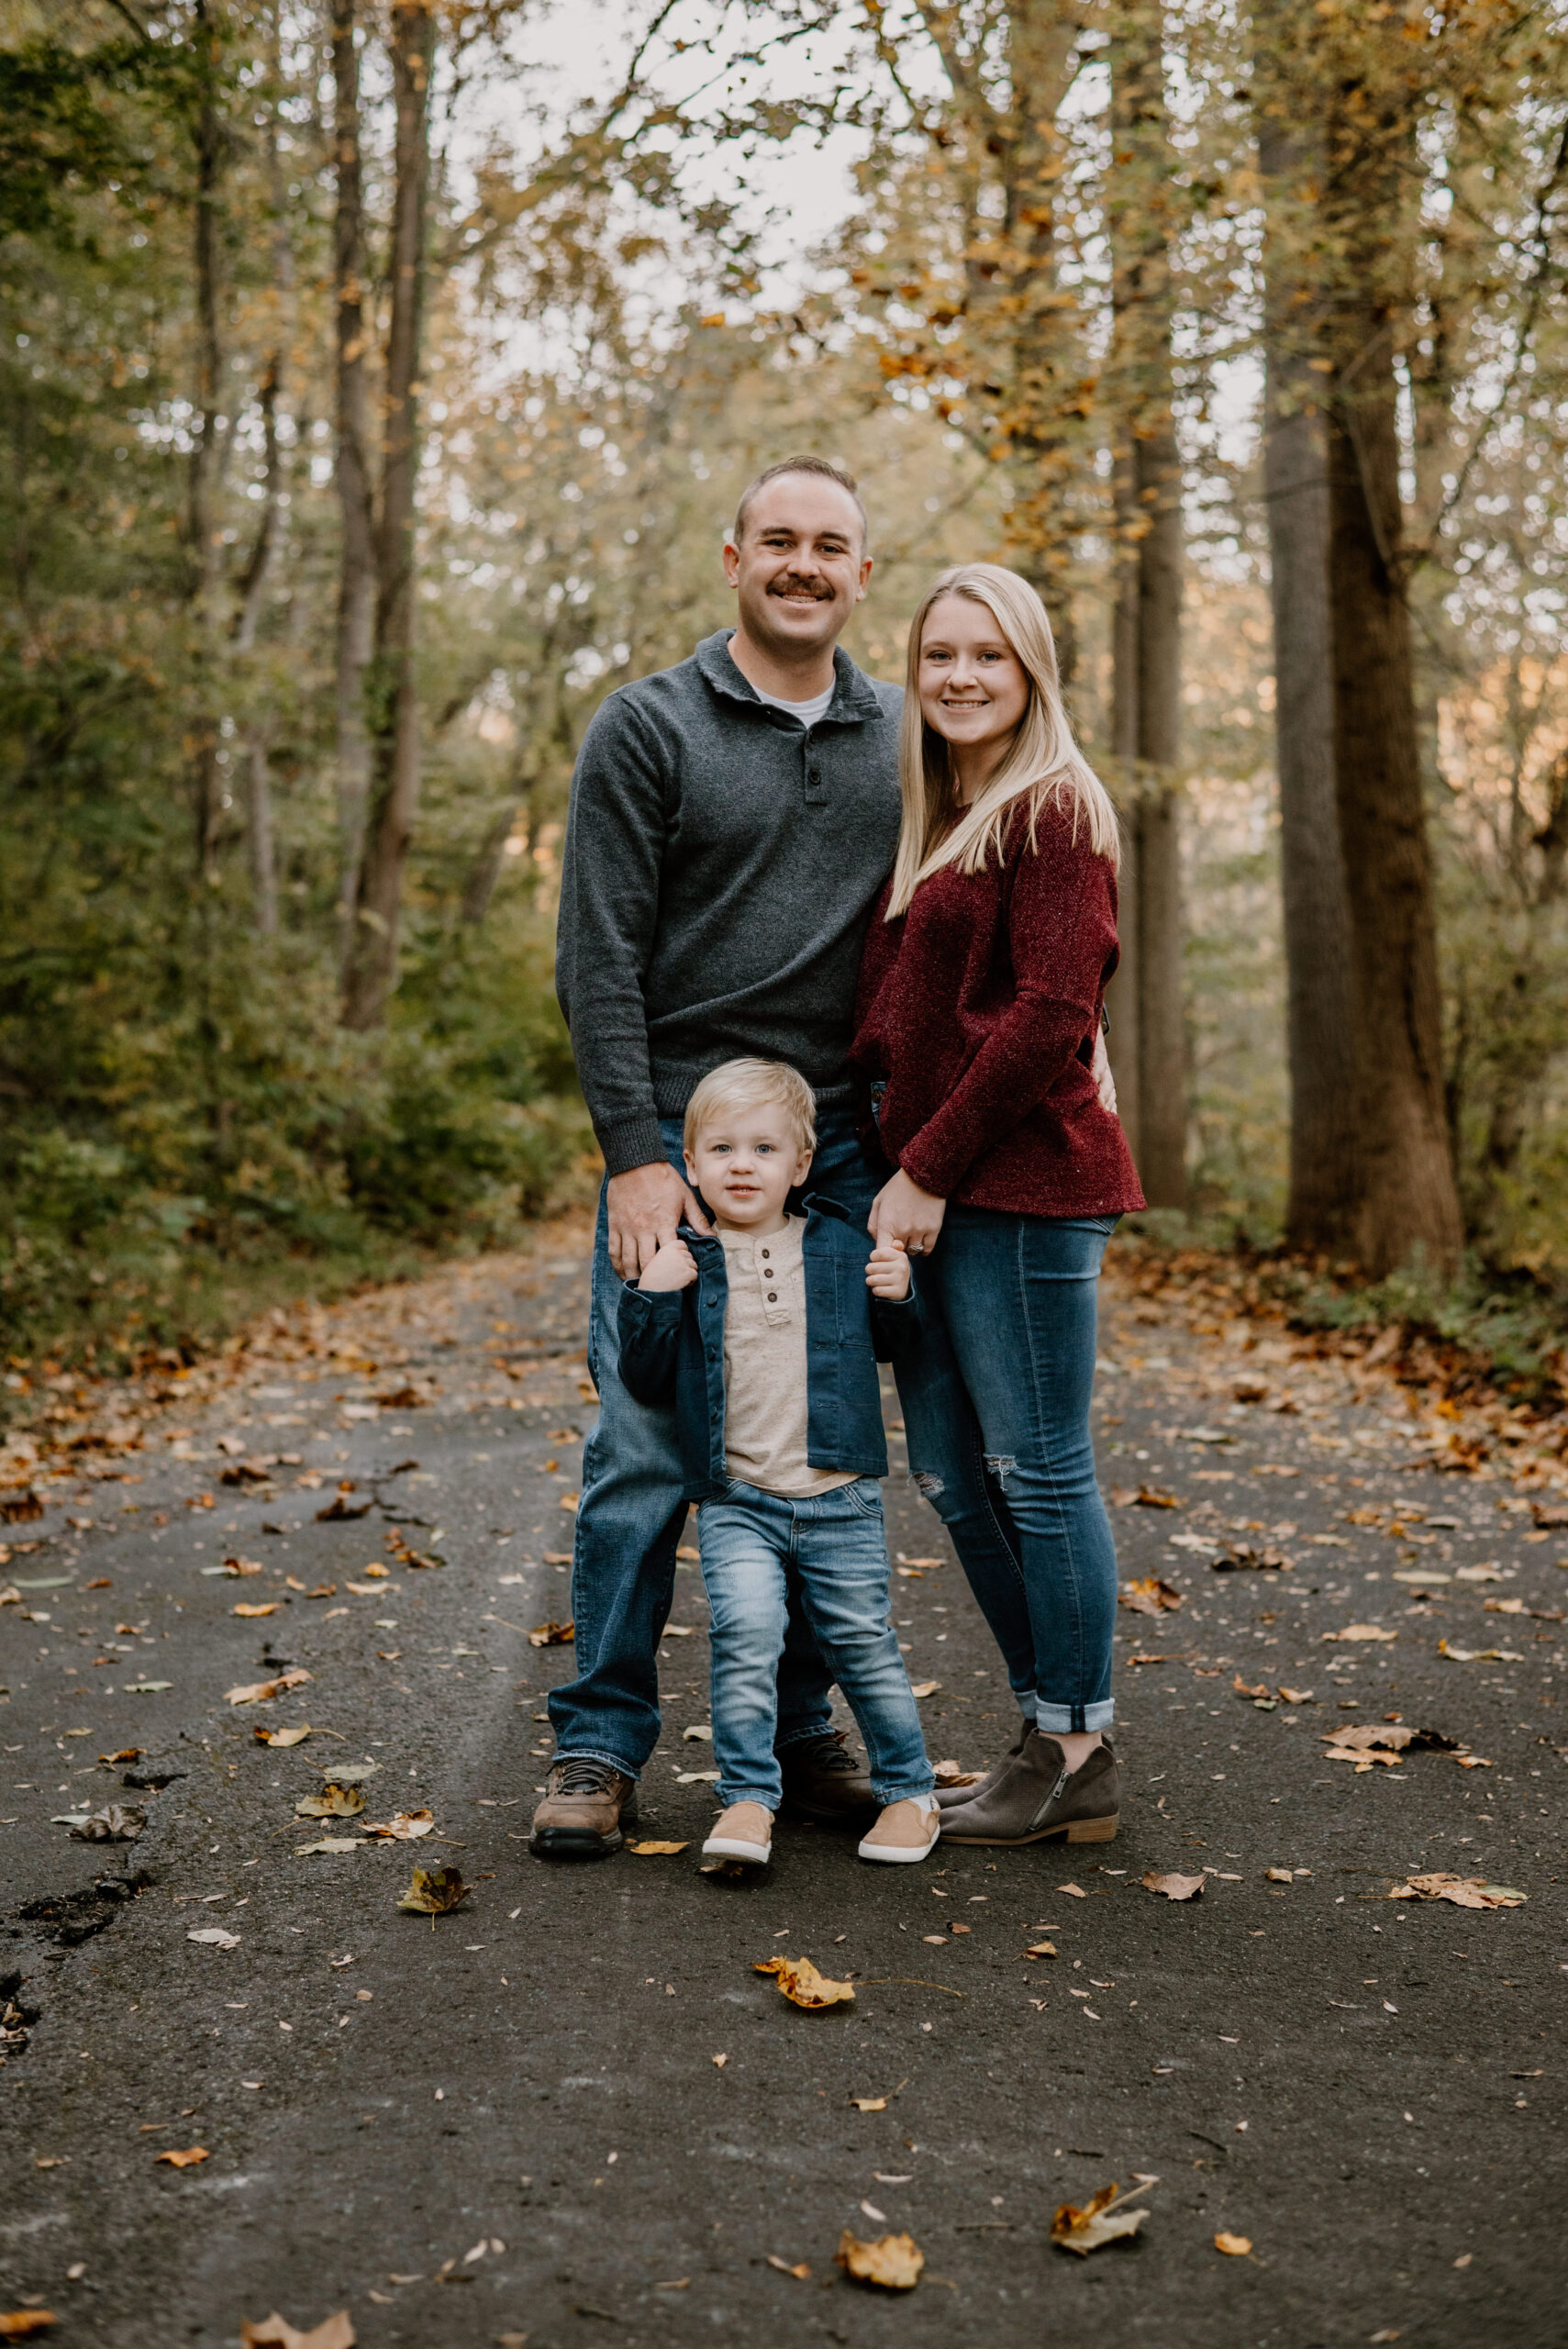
[4,0,1568,1394]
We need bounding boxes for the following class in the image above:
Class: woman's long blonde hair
[885,562,1119,918]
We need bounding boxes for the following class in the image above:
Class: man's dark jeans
[547,1107,884,1776]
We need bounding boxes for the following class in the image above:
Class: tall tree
[1106,0,1184,1205]
[1318,26,1462,1276]
[331,0,376,962]
[1254,33,1362,1252]
[341,0,437,1030]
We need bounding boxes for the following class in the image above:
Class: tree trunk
[461,801,522,928]
[1326,333,1463,1275]
[235,357,282,932]
[1256,102,1363,1252]
[244,732,278,933]
[331,0,377,958]
[340,0,435,1031]
[1106,0,1185,1207]
[1105,450,1142,1155]
[186,0,225,886]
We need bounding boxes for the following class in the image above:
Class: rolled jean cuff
[550,1746,642,1782]
[1035,1698,1115,1734]
[870,1769,937,1807]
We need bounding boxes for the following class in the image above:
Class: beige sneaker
[858,1795,940,1865]
[703,1801,773,1865]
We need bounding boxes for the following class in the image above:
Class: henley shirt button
[767,1291,778,1303]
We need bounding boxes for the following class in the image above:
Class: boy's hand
[638,1237,698,1294]
[866,1237,912,1301]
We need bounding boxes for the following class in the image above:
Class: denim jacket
[615,1194,924,1503]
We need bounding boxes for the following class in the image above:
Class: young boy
[616,1057,940,1866]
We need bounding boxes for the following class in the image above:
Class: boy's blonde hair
[683,1058,817,1162]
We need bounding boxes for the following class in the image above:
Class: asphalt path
[1,1225,1564,2348]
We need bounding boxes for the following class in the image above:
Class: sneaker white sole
[857,1826,940,1864]
[702,1835,772,1865]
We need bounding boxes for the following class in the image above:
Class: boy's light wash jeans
[698,1476,935,1813]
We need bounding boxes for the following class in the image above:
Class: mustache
[767,573,834,599]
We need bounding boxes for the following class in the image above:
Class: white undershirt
[754,681,835,728]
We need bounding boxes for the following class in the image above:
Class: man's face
[723,475,872,659]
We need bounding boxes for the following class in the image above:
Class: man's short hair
[729,455,869,552]
[683,1057,817,1162]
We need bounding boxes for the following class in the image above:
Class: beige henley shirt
[716,1218,856,1497]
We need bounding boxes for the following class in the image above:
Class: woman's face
[917,595,1030,773]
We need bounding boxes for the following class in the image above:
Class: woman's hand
[637,1237,698,1293]
[868,1169,947,1257]
[1091,1024,1118,1115]
[865,1237,912,1301]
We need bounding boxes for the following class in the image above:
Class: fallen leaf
[625,1840,689,1855]
[187,1928,240,1948]
[1385,1874,1526,1910]
[765,2254,811,2279]
[1232,1675,1268,1698]
[361,1810,434,1840]
[295,1839,361,1855]
[344,1582,384,1598]
[1050,2180,1153,2255]
[1057,1882,1087,1898]
[1210,1544,1292,1573]
[315,1494,373,1522]
[1023,1940,1058,1958]
[1265,1868,1293,1884]
[1451,1753,1493,1768]
[226,1670,312,1706]
[0,2317,57,2338]
[1134,1485,1180,1508]
[712,2054,727,2067]
[221,1556,265,1577]
[754,1955,855,2009]
[254,1724,312,1747]
[932,1759,982,1787]
[396,1865,470,1916]
[1321,1625,1397,1643]
[295,1784,366,1819]
[1276,1687,1314,1704]
[232,1602,280,1618]
[58,1804,145,1842]
[98,1747,142,1764]
[1214,2232,1251,2256]
[1119,1577,1183,1615]
[1484,1597,1526,1615]
[849,2095,887,2111]
[155,2146,209,2169]
[239,2316,355,2349]
[1143,1871,1205,1901]
[1438,1641,1523,1663]
[836,2231,923,2289]
[527,1620,574,1648]
[909,1680,940,1698]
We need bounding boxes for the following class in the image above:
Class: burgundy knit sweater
[850,799,1146,1219]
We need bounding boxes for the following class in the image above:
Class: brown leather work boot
[528,1757,639,1858]
[778,1731,876,1825]
[939,1732,1118,1848]
[933,1718,1031,1811]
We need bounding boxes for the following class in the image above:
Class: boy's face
[684,1102,813,1232]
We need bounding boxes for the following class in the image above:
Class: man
[538,455,903,1856]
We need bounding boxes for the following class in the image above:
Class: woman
[850,562,1144,1847]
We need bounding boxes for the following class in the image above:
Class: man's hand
[865,1237,911,1301]
[638,1238,698,1294]
[606,1161,709,1280]
[867,1167,947,1257]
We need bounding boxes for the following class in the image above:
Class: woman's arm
[896,828,1117,1201]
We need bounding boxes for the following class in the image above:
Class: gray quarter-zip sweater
[555,629,903,1178]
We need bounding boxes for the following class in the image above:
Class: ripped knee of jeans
[909,1469,946,1501]
[983,1452,1018,1491]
